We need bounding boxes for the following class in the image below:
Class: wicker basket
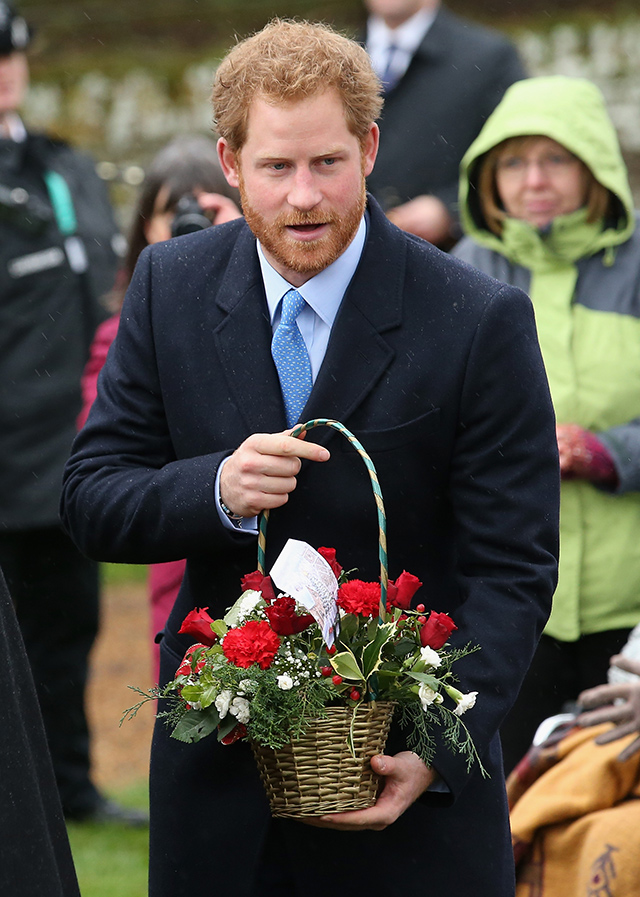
[251,701,395,817]
[253,418,394,819]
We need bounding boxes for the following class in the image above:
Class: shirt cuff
[214,458,258,533]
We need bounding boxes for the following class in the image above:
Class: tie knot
[280,289,306,326]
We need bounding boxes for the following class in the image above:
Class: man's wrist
[219,495,244,528]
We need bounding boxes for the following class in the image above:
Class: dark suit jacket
[61,198,558,897]
[367,6,526,217]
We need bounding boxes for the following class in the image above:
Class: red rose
[240,570,276,603]
[387,570,423,610]
[175,644,208,678]
[222,620,281,669]
[221,723,247,745]
[317,547,343,580]
[337,580,381,617]
[178,607,217,647]
[264,595,315,635]
[420,611,457,649]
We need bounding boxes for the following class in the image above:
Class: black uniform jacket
[0,132,118,528]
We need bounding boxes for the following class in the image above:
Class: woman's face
[494,136,590,229]
[143,185,174,245]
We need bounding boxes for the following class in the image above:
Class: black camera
[170,194,212,237]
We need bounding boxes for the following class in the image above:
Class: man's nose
[287,168,322,211]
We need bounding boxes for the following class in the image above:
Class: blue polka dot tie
[271,289,313,428]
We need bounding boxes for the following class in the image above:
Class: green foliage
[171,705,219,743]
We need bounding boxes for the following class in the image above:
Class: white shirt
[367,7,437,87]
[217,215,368,530]
[0,112,26,142]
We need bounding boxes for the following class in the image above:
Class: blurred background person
[0,2,145,824]
[363,0,526,248]
[78,134,241,681]
[454,75,640,773]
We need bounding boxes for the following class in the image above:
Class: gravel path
[87,579,155,792]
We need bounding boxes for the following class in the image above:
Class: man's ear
[362,123,379,178]
[217,138,240,188]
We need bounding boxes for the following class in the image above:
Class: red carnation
[420,611,457,650]
[337,580,381,617]
[240,570,276,603]
[222,620,281,669]
[318,547,343,580]
[175,644,208,678]
[264,595,315,635]
[387,570,423,610]
[178,607,217,647]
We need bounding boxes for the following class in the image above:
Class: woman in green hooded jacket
[454,76,640,773]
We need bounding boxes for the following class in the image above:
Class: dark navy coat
[61,197,559,897]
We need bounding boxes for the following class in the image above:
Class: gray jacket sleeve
[599,420,640,493]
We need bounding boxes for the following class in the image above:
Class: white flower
[237,590,263,619]
[237,679,255,696]
[419,683,443,710]
[186,700,202,711]
[215,689,233,719]
[453,691,478,717]
[230,696,250,724]
[420,646,442,669]
[277,674,294,690]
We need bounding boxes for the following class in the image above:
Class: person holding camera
[78,135,241,681]
[0,3,145,823]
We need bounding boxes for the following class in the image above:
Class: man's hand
[386,195,453,247]
[220,430,329,518]
[577,655,640,761]
[303,751,435,831]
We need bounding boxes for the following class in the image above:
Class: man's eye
[271,162,286,171]
[321,158,336,166]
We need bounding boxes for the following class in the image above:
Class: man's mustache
[278,213,334,227]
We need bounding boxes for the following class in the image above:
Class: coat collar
[210,197,407,440]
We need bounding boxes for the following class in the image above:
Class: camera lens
[171,195,212,237]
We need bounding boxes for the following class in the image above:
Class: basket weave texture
[251,701,395,818]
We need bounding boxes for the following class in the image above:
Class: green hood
[459,76,635,255]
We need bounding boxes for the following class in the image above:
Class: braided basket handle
[257,418,388,624]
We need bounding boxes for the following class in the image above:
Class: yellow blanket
[508,724,640,896]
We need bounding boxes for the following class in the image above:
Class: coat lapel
[302,199,405,442]
[210,226,288,433]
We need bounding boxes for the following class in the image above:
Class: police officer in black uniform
[0,3,145,824]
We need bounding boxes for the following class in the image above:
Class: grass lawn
[102,563,148,586]
[66,781,149,897]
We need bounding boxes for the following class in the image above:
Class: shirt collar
[367,6,438,58]
[0,112,26,142]
[258,215,367,327]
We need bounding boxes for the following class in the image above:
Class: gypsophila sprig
[123,544,486,775]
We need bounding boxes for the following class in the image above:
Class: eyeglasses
[496,151,581,178]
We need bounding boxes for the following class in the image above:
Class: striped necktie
[271,289,313,428]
